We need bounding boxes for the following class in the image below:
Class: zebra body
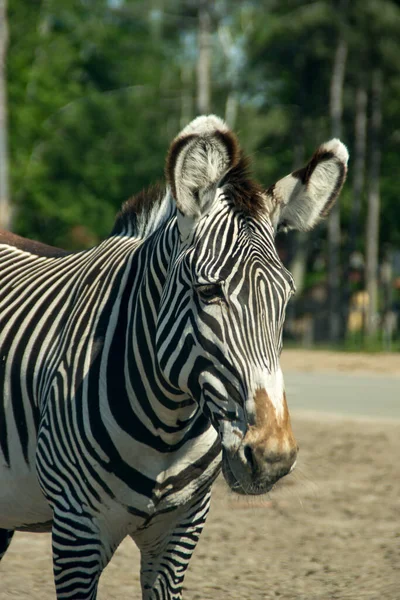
[0,116,348,598]
[0,222,219,520]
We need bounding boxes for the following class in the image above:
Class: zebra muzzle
[221,389,298,495]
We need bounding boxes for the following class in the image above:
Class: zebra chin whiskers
[290,459,324,497]
[266,466,320,508]
[227,489,274,509]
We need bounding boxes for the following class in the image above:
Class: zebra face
[159,196,297,494]
[195,205,298,496]
[159,116,348,495]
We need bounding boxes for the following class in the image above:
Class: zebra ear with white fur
[266,139,349,233]
[166,115,240,240]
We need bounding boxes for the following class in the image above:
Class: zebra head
[157,115,348,495]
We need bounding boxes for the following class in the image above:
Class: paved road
[285,371,400,420]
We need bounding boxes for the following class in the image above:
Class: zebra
[0,115,348,599]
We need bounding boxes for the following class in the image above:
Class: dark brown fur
[0,230,69,257]
[111,183,165,235]
[222,154,265,218]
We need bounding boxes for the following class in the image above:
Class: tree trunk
[327,33,347,343]
[197,1,211,115]
[218,24,238,128]
[365,69,383,338]
[380,250,393,351]
[349,82,368,254]
[224,92,238,129]
[343,80,367,336]
[0,0,11,230]
[180,62,193,129]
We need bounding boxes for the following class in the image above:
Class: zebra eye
[196,283,224,303]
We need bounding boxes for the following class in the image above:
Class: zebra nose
[243,444,256,473]
[242,387,298,483]
[242,441,298,480]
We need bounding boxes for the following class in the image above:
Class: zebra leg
[52,510,119,600]
[0,529,14,561]
[138,491,212,600]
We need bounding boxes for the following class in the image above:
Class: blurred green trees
[8,0,182,246]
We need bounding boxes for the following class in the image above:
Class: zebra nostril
[243,444,256,472]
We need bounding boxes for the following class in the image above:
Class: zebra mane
[112,152,265,240]
[111,183,174,239]
[220,153,265,218]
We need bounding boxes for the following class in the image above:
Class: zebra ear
[166,115,240,240]
[266,139,349,233]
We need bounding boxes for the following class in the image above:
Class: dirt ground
[1,351,400,599]
[281,348,400,376]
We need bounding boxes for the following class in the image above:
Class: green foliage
[6,0,400,265]
[8,0,181,247]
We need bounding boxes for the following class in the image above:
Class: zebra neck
[115,220,203,446]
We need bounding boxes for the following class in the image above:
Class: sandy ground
[1,351,400,599]
[281,348,400,376]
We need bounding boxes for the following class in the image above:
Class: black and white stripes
[0,115,348,599]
